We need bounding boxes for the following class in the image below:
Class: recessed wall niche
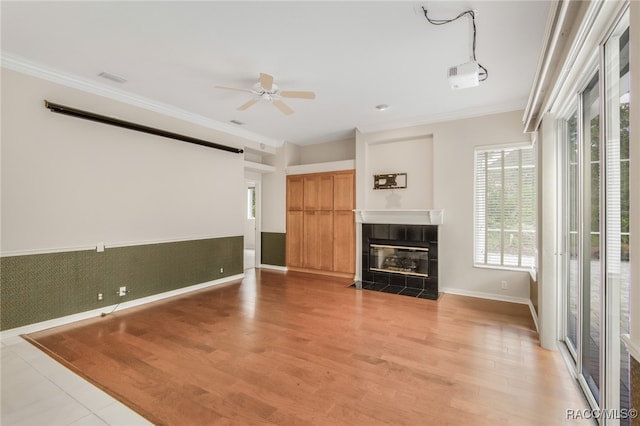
[366,136,433,210]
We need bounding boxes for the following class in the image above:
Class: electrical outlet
[220,267,224,273]
[118,286,127,296]
[501,281,508,290]
[97,293,103,301]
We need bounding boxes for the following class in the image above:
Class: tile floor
[1,335,151,426]
[353,281,438,299]
[244,248,255,270]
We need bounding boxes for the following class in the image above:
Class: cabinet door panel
[317,211,334,270]
[319,175,334,211]
[334,211,355,274]
[303,176,319,210]
[287,176,304,211]
[286,211,304,267]
[303,211,319,268]
[334,172,354,211]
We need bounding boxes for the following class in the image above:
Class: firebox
[369,243,429,277]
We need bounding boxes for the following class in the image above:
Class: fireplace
[360,223,439,299]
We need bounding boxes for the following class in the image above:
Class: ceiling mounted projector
[447,61,480,90]
[422,8,488,89]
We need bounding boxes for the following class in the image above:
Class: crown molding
[355,99,527,135]
[1,52,283,147]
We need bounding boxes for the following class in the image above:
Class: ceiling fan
[215,73,315,115]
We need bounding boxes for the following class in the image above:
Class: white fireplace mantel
[354,209,444,225]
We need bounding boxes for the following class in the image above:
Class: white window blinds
[474,144,536,269]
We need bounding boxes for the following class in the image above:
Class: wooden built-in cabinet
[286,170,355,277]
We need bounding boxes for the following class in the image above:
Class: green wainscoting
[261,232,286,267]
[0,236,243,331]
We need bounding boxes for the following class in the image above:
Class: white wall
[284,141,300,168]
[1,69,245,254]
[357,110,532,300]
[298,138,355,165]
[433,111,532,299]
[261,145,286,233]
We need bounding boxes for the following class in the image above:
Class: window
[474,144,536,269]
[247,186,256,220]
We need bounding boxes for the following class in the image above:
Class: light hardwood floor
[24,269,588,425]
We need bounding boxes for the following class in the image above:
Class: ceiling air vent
[98,72,127,84]
[230,120,244,125]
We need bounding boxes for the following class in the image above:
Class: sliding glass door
[559,10,630,425]
[564,111,579,359]
[581,71,602,403]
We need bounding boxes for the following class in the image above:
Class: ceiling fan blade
[272,100,294,115]
[260,73,274,91]
[215,85,253,93]
[237,98,258,111]
[280,90,316,99]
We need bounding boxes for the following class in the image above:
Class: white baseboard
[258,264,287,272]
[0,273,244,343]
[440,286,531,305]
[528,301,540,333]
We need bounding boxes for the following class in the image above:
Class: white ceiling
[1,1,550,147]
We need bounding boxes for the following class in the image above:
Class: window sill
[473,264,534,274]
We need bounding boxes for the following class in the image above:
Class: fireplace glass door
[369,244,429,277]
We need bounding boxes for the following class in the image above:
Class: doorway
[244,180,259,270]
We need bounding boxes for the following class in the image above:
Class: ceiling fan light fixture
[260,92,276,102]
[375,104,389,111]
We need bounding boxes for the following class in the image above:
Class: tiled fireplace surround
[359,223,439,300]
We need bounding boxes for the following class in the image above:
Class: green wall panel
[261,232,286,267]
[0,236,243,331]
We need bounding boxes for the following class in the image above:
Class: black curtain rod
[44,100,243,154]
